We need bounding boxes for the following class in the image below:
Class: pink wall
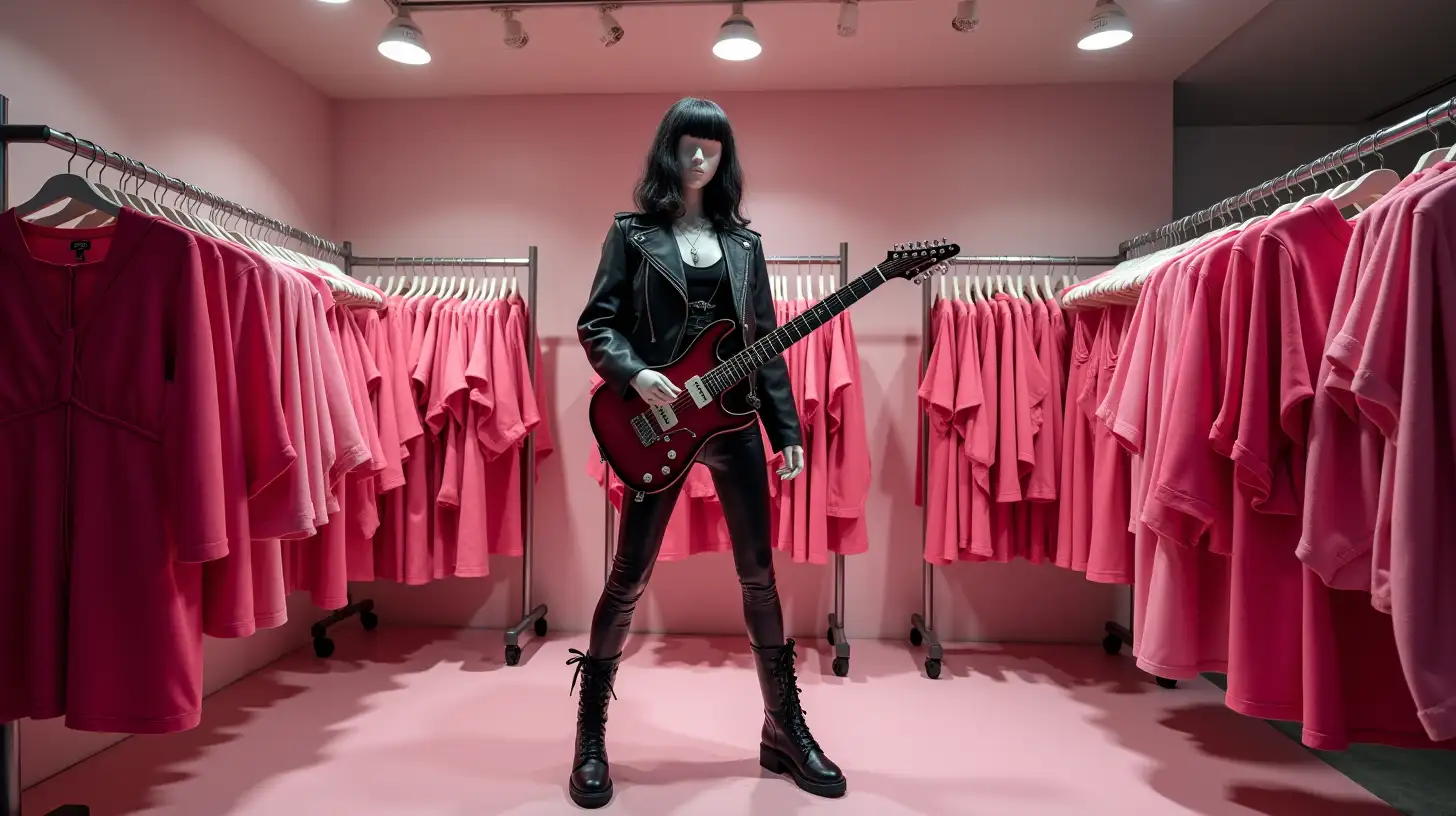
[1,0,338,787]
[333,85,1171,645]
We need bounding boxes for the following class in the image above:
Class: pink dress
[0,208,226,734]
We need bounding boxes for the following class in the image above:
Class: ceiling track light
[714,1,761,61]
[836,0,858,37]
[951,0,978,33]
[598,4,624,47]
[1078,0,1132,51]
[497,8,530,49]
[378,7,431,65]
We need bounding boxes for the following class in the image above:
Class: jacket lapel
[630,223,688,299]
[723,229,753,323]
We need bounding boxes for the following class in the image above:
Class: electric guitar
[590,239,958,494]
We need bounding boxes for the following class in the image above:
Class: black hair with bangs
[632,97,749,233]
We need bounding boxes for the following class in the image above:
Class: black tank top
[682,257,735,340]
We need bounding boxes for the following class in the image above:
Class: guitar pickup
[650,403,678,431]
[684,376,713,408]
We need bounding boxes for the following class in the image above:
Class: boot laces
[772,640,822,754]
[567,649,618,761]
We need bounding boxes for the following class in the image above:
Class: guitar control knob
[643,473,653,484]
[661,466,670,475]
[667,450,677,460]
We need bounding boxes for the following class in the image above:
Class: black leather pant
[588,426,785,658]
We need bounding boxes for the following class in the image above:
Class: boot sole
[569,780,613,809]
[759,744,847,798]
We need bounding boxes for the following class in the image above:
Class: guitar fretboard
[704,263,892,396]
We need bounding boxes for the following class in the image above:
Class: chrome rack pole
[1,92,96,816]
[505,246,549,666]
[825,241,851,677]
[909,267,943,679]
[307,240,382,659]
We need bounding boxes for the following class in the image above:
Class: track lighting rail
[395,0,903,9]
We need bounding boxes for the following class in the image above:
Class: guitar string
[645,250,943,422]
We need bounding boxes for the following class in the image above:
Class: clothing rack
[600,246,853,674]
[1120,94,1456,258]
[348,253,547,667]
[0,95,361,816]
[911,254,1118,681]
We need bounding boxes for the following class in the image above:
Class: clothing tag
[70,240,91,262]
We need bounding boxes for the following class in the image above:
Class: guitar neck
[706,263,891,396]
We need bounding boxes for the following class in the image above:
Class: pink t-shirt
[1389,175,1456,741]
[826,312,871,556]
[950,301,987,558]
[918,299,960,564]
[1055,311,1096,572]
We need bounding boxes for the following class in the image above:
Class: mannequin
[573,97,844,808]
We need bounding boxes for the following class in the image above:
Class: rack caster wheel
[505,645,522,666]
[832,656,850,677]
[534,617,549,637]
[1155,676,1177,689]
[1102,633,1123,655]
[360,610,379,631]
[313,637,335,659]
[910,627,923,647]
[924,658,942,679]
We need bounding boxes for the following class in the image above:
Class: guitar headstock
[883,239,959,284]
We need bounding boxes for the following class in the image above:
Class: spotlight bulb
[1078,0,1132,50]
[501,10,529,49]
[378,9,431,65]
[951,0,978,33]
[714,2,761,61]
[837,0,859,37]
[598,5,624,47]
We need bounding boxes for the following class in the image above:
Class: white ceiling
[1176,0,1456,125]
[192,0,1275,99]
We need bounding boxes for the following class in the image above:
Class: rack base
[909,612,943,679]
[825,613,850,677]
[1101,620,1176,688]
[310,594,379,658]
[504,603,549,666]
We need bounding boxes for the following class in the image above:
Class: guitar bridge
[631,414,660,447]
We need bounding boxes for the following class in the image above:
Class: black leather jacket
[578,212,803,452]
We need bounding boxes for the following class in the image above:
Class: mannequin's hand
[778,445,805,480]
[632,370,681,407]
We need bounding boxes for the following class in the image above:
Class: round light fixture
[1077,0,1132,51]
[378,9,431,64]
[316,0,351,4]
[714,2,761,61]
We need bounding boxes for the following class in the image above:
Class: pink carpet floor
[24,628,1394,815]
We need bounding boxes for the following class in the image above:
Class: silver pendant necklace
[676,220,709,265]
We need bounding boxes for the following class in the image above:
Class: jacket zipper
[637,236,690,360]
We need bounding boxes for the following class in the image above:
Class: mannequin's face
[677,135,722,191]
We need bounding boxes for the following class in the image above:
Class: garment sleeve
[578,220,651,398]
[750,239,804,452]
[165,237,230,563]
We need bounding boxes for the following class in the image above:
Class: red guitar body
[588,319,755,494]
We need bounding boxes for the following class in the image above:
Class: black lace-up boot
[566,649,620,809]
[752,639,847,798]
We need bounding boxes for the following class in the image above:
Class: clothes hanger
[1411,107,1450,173]
[1332,136,1400,214]
[16,135,124,223]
